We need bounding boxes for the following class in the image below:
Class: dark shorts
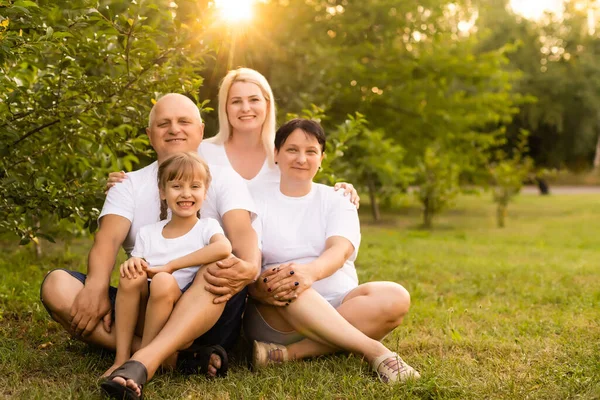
[40,268,247,352]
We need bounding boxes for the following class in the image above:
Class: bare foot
[108,376,141,398]
[206,353,221,377]
[102,363,121,378]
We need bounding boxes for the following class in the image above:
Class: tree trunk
[496,203,507,228]
[367,176,380,222]
[594,132,600,170]
[423,197,433,229]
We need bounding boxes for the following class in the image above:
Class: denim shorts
[40,268,247,352]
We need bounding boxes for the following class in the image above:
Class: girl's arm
[259,236,355,300]
[163,234,232,273]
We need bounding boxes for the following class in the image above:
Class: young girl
[102,152,232,378]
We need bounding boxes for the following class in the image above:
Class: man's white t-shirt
[199,141,280,196]
[131,218,224,289]
[252,182,361,304]
[99,161,256,256]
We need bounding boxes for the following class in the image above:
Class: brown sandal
[252,340,289,369]
[371,352,420,384]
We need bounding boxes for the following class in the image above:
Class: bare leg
[265,288,389,362]
[259,282,411,360]
[40,270,143,351]
[140,272,182,348]
[105,272,149,377]
[128,266,225,381]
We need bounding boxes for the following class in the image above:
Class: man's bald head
[146,93,205,163]
[148,94,202,128]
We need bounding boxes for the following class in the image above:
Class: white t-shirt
[199,141,280,196]
[99,161,256,256]
[252,182,361,304]
[131,218,224,289]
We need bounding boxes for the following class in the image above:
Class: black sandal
[100,360,148,400]
[177,344,229,377]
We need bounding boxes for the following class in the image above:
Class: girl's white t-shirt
[198,141,280,195]
[252,182,361,304]
[131,218,224,290]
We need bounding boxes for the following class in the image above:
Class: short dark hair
[274,118,326,153]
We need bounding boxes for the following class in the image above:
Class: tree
[478,0,600,170]
[489,129,533,228]
[0,0,216,246]
[414,145,460,228]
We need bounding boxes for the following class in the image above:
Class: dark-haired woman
[245,119,420,384]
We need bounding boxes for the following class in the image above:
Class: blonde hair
[207,67,276,166]
[157,152,211,220]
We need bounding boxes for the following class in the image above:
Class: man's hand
[204,256,257,304]
[69,285,112,337]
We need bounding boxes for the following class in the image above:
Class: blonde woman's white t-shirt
[131,218,223,290]
[199,141,280,195]
[252,182,361,304]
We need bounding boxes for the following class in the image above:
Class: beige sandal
[371,352,420,384]
[252,340,289,369]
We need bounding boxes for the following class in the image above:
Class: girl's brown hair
[157,152,211,220]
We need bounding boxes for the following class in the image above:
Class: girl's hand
[143,263,172,279]
[105,171,126,194]
[334,182,360,208]
[119,257,148,279]
[264,263,315,301]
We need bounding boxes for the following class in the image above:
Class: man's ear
[146,127,153,146]
[199,122,205,141]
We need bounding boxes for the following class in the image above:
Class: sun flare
[509,0,564,20]
[215,0,254,23]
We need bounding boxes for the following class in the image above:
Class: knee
[379,283,411,325]
[118,271,148,291]
[40,269,74,313]
[149,273,180,303]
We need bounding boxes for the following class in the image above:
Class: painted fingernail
[290,271,295,275]
[263,278,268,283]
[285,302,290,306]
[294,282,299,286]
[272,268,276,271]
[268,288,271,292]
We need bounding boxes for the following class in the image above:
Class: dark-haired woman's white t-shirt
[252,182,361,307]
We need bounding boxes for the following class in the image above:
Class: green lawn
[1,193,599,399]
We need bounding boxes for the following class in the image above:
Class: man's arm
[204,209,260,303]
[70,215,130,337]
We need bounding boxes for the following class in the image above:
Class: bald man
[40,94,260,382]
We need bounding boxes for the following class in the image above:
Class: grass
[1,193,599,399]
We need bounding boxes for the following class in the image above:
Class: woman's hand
[248,273,288,307]
[262,263,315,302]
[105,171,126,193]
[119,257,148,279]
[334,182,360,208]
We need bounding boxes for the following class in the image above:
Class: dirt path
[521,185,600,195]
